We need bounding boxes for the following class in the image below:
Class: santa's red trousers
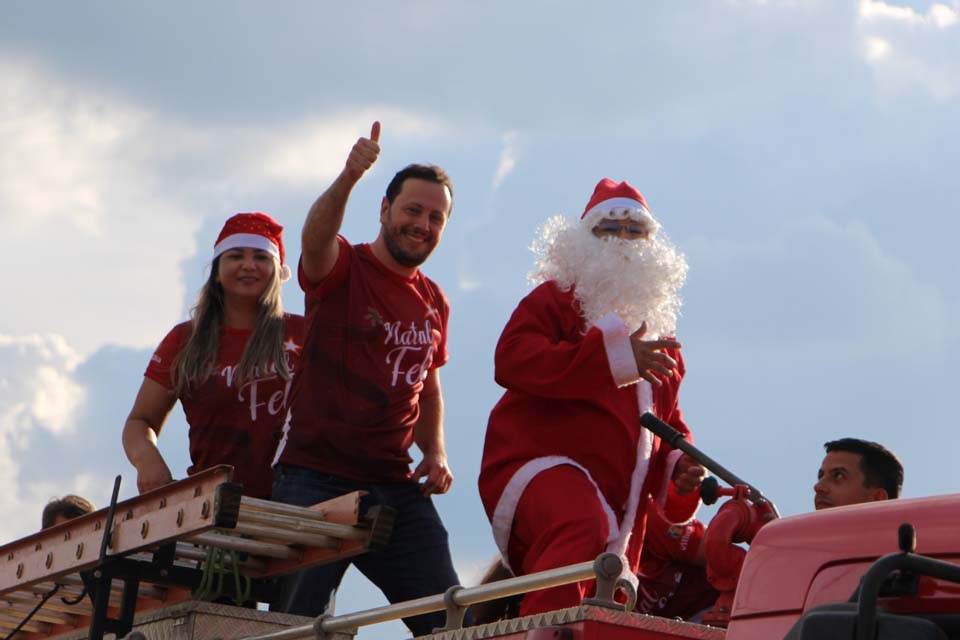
[507,465,627,616]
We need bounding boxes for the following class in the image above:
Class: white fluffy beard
[529,215,688,337]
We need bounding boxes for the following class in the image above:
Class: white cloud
[456,269,483,293]
[0,60,142,237]
[862,36,893,61]
[261,110,447,187]
[0,57,198,354]
[0,57,453,356]
[0,334,86,540]
[856,0,960,100]
[492,131,518,191]
[930,2,960,26]
[859,0,958,25]
[0,334,83,431]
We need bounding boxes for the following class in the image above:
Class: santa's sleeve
[652,348,701,523]
[494,283,644,401]
[659,479,701,524]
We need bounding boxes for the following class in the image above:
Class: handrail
[241,553,629,640]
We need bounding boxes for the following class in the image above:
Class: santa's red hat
[214,212,292,281]
[581,178,659,234]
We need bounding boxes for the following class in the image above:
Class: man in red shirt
[271,122,466,635]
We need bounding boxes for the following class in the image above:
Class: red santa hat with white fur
[581,178,660,236]
[213,212,292,281]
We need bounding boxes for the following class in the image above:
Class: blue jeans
[270,464,469,636]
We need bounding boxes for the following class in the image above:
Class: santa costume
[478,179,699,616]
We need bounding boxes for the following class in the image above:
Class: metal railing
[240,552,634,640]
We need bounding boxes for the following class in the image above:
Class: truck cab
[727,493,960,639]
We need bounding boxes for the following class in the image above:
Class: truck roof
[727,492,960,639]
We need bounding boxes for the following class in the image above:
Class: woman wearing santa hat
[122,212,304,500]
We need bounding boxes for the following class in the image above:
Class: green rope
[192,545,251,606]
[192,545,217,601]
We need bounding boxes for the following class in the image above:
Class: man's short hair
[824,438,903,499]
[385,164,454,215]
[41,495,96,529]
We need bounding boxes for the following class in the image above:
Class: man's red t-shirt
[274,236,449,482]
[145,314,305,498]
[636,505,718,620]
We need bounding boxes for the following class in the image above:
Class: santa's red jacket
[479,280,699,574]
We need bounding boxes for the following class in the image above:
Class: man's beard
[382,213,435,268]
[529,215,688,337]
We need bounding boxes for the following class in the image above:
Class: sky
[1,0,958,637]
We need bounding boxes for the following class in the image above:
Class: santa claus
[478,178,705,616]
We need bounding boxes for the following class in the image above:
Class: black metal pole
[639,412,780,517]
[88,475,123,640]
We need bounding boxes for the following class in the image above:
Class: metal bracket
[581,552,636,611]
[313,612,357,640]
[433,584,467,632]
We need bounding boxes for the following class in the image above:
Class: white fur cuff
[594,313,640,387]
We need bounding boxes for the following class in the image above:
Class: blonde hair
[173,255,290,396]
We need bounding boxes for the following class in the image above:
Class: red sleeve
[144,324,189,390]
[298,235,351,299]
[651,347,699,522]
[493,282,619,400]
[647,503,705,565]
[431,284,450,369]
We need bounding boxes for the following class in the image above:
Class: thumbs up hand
[344,121,381,182]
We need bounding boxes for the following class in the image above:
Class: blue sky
[1,1,957,637]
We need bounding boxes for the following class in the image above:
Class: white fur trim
[491,456,620,573]
[280,264,292,282]
[609,414,653,558]
[585,198,650,218]
[638,381,654,415]
[214,233,281,260]
[594,313,641,388]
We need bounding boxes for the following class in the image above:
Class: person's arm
[301,121,381,284]
[122,378,178,494]
[412,368,452,496]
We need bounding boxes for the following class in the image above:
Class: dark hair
[42,495,95,529]
[384,164,454,216]
[470,558,522,624]
[824,438,903,499]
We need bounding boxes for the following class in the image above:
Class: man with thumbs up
[271,122,466,634]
